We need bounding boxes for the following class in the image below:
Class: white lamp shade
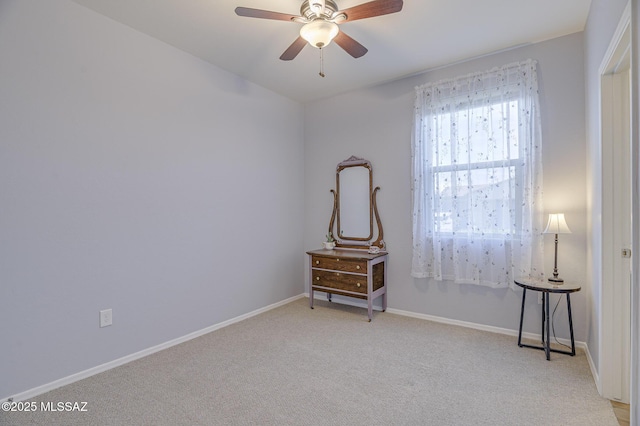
[300,20,339,48]
[543,213,571,234]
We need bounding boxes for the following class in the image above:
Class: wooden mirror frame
[328,156,385,250]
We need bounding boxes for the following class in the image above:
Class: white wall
[304,33,588,340]
[583,0,630,377]
[0,0,304,398]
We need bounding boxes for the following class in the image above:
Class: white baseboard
[8,293,597,404]
[583,343,601,394]
[311,295,601,394]
[4,294,306,403]
[387,305,587,349]
[308,293,588,356]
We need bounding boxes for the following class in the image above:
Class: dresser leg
[310,289,314,309]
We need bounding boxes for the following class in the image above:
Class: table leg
[541,292,546,344]
[567,294,576,356]
[515,280,578,360]
[518,289,527,347]
[545,292,551,361]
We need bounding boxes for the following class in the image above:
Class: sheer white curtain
[411,59,544,289]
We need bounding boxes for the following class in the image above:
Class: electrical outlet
[100,309,112,328]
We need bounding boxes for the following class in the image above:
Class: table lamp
[544,213,571,283]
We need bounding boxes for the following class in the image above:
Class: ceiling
[71,0,592,103]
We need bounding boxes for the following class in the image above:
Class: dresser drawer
[312,270,367,295]
[311,255,367,274]
[307,249,388,321]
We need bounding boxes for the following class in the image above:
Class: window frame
[426,96,525,239]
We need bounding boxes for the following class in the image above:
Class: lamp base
[548,277,564,283]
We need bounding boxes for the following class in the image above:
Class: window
[411,60,545,289]
[431,99,521,235]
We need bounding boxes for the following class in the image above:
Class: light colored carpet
[1,298,618,425]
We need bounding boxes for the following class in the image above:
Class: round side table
[514,278,581,360]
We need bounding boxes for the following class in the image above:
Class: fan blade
[235,7,299,22]
[280,36,308,61]
[333,31,368,58]
[339,0,403,22]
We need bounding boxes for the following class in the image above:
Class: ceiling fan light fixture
[310,1,325,16]
[300,20,339,48]
[331,12,347,23]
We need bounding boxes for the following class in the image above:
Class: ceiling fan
[235,0,403,62]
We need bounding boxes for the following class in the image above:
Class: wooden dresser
[307,249,388,321]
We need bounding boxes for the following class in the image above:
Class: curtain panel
[411,59,545,289]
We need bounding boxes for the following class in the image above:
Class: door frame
[630,0,640,423]
[599,1,632,405]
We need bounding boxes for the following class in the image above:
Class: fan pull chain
[319,47,325,78]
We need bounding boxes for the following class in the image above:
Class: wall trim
[309,294,597,384]
[584,342,601,395]
[307,293,588,352]
[3,294,305,403]
[384,306,587,352]
[7,293,599,403]
[598,1,631,75]
[597,0,632,403]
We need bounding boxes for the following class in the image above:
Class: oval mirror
[327,156,385,250]
[337,163,372,240]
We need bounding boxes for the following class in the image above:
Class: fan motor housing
[300,0,339,20]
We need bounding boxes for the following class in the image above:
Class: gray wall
[2,0,628,403]
[583,0,630,377]
[0,0,304,398]
[304,33,588,340]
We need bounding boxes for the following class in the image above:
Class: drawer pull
[316,277,320,281]
[356,283,361,288]
[356,265,361,270]
[336,258,340,262]
[316,260,319,265]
